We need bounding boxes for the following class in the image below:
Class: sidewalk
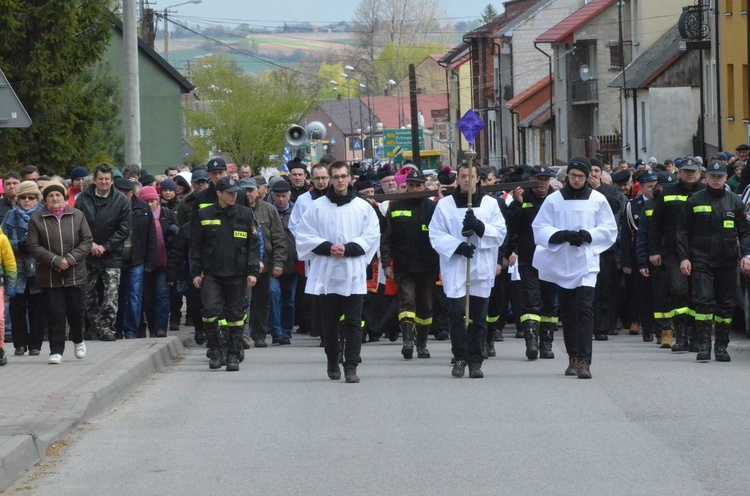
[0,329,193,490]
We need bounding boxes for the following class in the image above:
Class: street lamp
[342,67,375,160]
[332,80,355,162]
[163,0,201,62]
[388,79,404,128]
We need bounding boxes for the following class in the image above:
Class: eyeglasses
[568,173,587,180]
[331,174,350,181]
[312,176,329,181]
[18,195,37,201]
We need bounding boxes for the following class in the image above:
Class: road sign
[353,139,362,150]
[382,128,423,158]
[0,68,31,128]
[330,137,336,145]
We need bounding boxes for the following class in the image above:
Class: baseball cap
[215,176,241,193]
[238,178,257,190]
[191,169,209,183]
[531,165,555,178]
[206,158,227,171]
[705,161,728,175]
[406,169,426,183]
[680,157,700,171]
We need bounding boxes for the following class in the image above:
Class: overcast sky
[166,0,501,27]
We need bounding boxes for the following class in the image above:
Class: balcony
[569,80,598,104]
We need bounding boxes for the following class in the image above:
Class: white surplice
[295,195,380,296]
[531,189,617,289]
[429,194,507,298]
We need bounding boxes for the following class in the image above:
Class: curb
[0,333,192,491]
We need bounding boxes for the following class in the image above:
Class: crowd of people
[1,146,749,382]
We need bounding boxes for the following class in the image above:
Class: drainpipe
[714,0,723,151]
[633,89,639,162]
[534,42,554,164]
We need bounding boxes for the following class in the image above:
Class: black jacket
[636,195,658,271]
[191,203,261,279]
[127,197,158,270]
[167,222,191,284]
[620,195,647,270]
[504,187,552,267]
[676,186,750,267]
[381,197,439,273]
[649,180,704,257]
[74,185,131,268]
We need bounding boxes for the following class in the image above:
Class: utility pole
[142,8,156,49]
[123,0,142,167]
[408,64,421,168]
[164,9,170,61]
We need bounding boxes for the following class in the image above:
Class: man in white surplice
[532,156,617,379]
[295,161,380,384]
[429,162,506,379]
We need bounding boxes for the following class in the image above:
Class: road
[7,332,750,496]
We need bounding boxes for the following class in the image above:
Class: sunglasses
[18,195,38,201]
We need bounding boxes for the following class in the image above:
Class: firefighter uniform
[648,158,704,351]
[380,169,439,359]
[503,165,558,360]
[191,177,261,371]
[676,161,750,362]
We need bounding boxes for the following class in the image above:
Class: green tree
[185,55,317,169]
[0,1,121,176]
[373,42,441,87]
[481,4,499,23]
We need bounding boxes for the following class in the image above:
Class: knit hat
[160,178,178,192]
[42,181,67,201]
[567,156,591,177]
[139,186,159,202]
[70,167,89,181]
[17,180,41,199]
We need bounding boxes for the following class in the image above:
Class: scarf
[152,204,166,268]
[15,203,42,230]
[47,206,66,220]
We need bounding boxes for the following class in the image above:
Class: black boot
[400,321,415,359]
[226,327,243,372]
[486,333,496,357]
[219,327,228,366]
[327,360,341,380]
[523,321,539,360]
[416,325,430,359]
[687,321,699,352]
[205,324,223,370]
[671,318,689,353]
[696,322,712,363]
[539,322,555,359]
[344,364,359,383]
[714,322,731,362]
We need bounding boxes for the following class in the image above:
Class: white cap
[648,156,657,164]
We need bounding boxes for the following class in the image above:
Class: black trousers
[448,295,489,365]
[200,275,246,326]
[186,285,203,332]
[431,283,450,336]
[250,271,271,340]
[558,286,595,363]
[692,263,737,321]
[649,263,671,331]
[395,270,437,324]
[593,250,618,333]
[519,265,558,319]
[664,253,692,316]
[320,293,364,366]
[10,287,45,352]
[44,285,85,356]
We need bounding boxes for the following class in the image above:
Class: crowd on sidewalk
[1,147,750,382]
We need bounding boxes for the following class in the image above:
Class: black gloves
[462,210,485,237]
[455,242,476,259]
[549,230,591,247]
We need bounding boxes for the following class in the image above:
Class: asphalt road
[7,332,750,496]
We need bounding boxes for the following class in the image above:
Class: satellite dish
[579,64,592,82]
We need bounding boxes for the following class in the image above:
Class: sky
[165,0,501,27]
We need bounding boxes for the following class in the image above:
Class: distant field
[162,32,357,73]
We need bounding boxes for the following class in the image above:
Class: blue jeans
[268,273,297,339]
[117,263,145,338]
[144,269,170,333]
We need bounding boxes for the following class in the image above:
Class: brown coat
[27,206,93,288]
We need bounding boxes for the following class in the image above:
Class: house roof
[493,0,557,38]
[536,0,617,44]
[465,0,544,39]
[319,97,379,136]
[439,42,470,66]
[506,74,553,110]
[113,18,195,93]
[523,105,553,128]
[367,94,449,129]
[608,24,685,90]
